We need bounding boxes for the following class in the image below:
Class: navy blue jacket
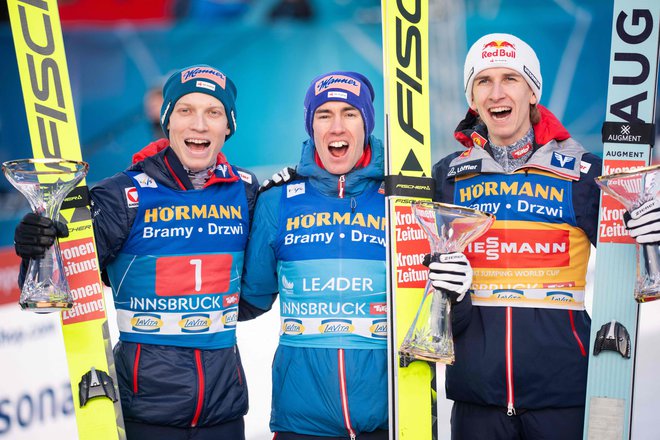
[433,107,601,411]
[92,140,258,428]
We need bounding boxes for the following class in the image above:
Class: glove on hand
[14,213,69,259]
[259,166,297,193]
[424,252,473,303]
[624,199,660,245]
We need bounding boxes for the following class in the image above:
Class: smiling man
[13,64,258,439]
[428,34,603,440]
[239,71,388,439]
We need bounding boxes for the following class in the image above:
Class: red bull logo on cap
[315,74,361,96]
[181,66,227,89]
[481,40,516,60]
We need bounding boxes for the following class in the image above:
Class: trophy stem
[399,286,455,364]
[636,244,660,302]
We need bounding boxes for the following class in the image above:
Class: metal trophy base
[636,288,660,303]
[399,346,455,365]
[20,300,73,313]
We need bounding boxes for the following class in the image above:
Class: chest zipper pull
[338,175,346,199]
[507,403,516,416]
[350,197,357,213]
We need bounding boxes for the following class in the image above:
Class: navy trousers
[274,429,388,440]
[125,416,244,440]
[451,401,585,440]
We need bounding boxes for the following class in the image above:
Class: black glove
[623,200,660,245]
[14,213,69,259]
[423,252,473,304]
[259,166,297,193]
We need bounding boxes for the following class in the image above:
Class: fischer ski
[583,1,659,439]
[7,0,125,439]
[381,1,436,439]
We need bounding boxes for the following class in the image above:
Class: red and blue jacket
[432,106,601,412]
[92,139,258,428]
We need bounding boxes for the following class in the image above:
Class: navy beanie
[303,71,375,143]
[160,65,238,139]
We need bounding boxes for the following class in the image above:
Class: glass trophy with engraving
[595,164,660,302]
[3,158,88,312]
[399,201,494,364]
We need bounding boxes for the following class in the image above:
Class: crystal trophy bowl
[595,164,660,302]
[399,201,494,364]
[3,158,88,312]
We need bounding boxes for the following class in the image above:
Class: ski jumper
[241,136,388,437]
[432,107,601,417]
[92,140,258,429]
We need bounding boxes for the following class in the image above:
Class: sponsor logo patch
[287,182,306,198]
[181,66,227,89]
[196,80,216,92]
[131,313,163,332]
[134,173,158,188]
[282,318,305,335]
[328,91,348,100]
[125,187,138,208]
[447,160,482,177]
[551,152,576,170]
[315,74,361,96]
[369,319,388,338]
[179,314,212,333]
[238,170,252,184]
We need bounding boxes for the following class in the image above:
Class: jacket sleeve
[89,172,138,272]
[574,152,602,247]
[431,152,461,203]
[450,291,473,336]
[239,186,281,321]
[236,166,260,226]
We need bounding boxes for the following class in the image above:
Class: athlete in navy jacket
[14,65,258,440]
[428,34,601,440]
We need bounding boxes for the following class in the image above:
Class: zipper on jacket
[132,343,142,393]
[338,175,346,199]
[350,197,357,213]
[338,349,356,439]
[568,310,587,357]
[505,307,516,416]
[191,349,205,427]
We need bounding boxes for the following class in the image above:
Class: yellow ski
[381,1,435,438]
[7,0,125,438]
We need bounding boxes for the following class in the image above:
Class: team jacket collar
[296,135,385,197]
[131,139,239,190]
[449,105,586,181]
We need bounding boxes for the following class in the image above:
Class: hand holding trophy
[596,164,660,302]
[3,158,88,312]
[399,201,494,365]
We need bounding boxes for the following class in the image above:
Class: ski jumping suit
[432,106,602,437]
[92,140,258,432]
[240,136,388,438]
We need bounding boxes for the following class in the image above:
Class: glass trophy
[399,201,494,364]
[595,164,660,302]
[2,158,88,312]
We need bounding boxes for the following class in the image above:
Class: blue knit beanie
[303,71,375,143]
[160,65,237,139]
